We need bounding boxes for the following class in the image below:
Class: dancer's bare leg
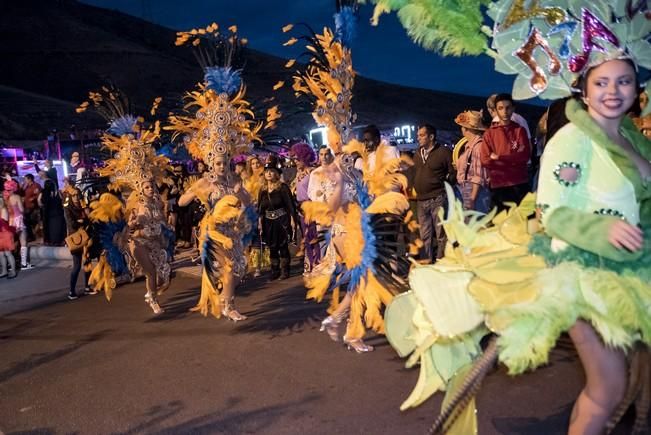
[220,270,246,321]
[568,320,626,435]
[132,244,163,314]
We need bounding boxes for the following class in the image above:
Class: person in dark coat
[38,170,66,246]
[257,156,298,280]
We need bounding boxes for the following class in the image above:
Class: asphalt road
[0,267,642,434]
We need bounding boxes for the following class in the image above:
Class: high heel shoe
[320,316,342,342]
[145,293,164,315]
[343,336,374,353]
[221,297,247,322]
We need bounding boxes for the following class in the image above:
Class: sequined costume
[284,21,419,351]
[168,23,273,320]
[77,86,173,313]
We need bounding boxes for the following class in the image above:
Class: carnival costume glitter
[281,11,420,352]
[77,86,173,314]
[170,23,275,321]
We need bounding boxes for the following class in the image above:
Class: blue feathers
[161,224,176,259]
[334,6,357,47]
[97,220,128,275]
[108,115,138,136]
[242,204,258,247]
[204,66,242,96]
[346,209,377,292]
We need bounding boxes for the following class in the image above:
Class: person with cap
[258,155,299,280]
[454,110,492,213]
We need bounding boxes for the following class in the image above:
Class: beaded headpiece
[167,23,268,181]
[77,86,168,195]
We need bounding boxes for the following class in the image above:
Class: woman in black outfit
[258,156,298,280]
[62,178,97,299]
[39,170,66,246]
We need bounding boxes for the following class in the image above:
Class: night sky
[80,0,517,99]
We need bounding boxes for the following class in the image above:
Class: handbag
[65,227,89,253]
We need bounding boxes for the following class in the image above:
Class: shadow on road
[492,403,573,434]
[148,287,202,322]
[113,393,321,435]
[0,330,111,384]
[233,282,325,337]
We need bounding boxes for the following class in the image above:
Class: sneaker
[84,287,99,295]
[21,263,35,270]
[68,293,79,300]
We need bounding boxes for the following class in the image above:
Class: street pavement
[0,261,642,434]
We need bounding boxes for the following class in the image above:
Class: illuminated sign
[393,125,416,143]
[309,127,328,147]
[16,160,68,186]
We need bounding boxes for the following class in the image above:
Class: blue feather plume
[242,204,258,247]
[346,208,377,292]
[96,220,128,275]
[201,235,221,291]
[108,115,138,136]
[161,224,176,259]
[334,6,357,47]
[204,66,242,96]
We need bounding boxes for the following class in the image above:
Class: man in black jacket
[413,124,455,262]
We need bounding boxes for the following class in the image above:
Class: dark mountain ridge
[0,0,544,141]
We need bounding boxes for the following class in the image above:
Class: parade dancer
[169,23,275,321]
[282,9,419,353]
[373,1,651,433]
[77,86,173,314]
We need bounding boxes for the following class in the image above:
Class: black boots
[279,258,290,280]
[270,258,280,281]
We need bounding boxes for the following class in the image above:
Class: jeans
[459,182,492,214]
[417,194,447,262]
[70,251,89,296]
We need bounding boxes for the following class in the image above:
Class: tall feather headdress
[77,86,169,195]
[279,25,356,154]
[166,23,265,181]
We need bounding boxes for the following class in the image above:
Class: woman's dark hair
[575,58,639,98]
[545,97,571,144]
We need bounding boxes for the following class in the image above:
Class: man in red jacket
[480,93,531,211]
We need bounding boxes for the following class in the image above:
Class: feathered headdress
[167,23,266,181]
[77,86,169,195]
[335,0,360,47]
[278,25,356,154]
[367,0,651,100]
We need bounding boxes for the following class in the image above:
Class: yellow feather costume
[78,86,172,302]
[167,23,264,318]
